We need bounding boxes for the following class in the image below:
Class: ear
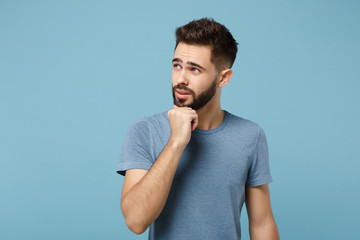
[217,69,233,88]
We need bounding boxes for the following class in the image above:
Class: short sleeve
[246,127,273,187]
[117,121,154,176]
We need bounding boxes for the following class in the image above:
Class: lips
[175,89,191,95]
[175,89,191,99]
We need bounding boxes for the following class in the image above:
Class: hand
[167,105,198,147]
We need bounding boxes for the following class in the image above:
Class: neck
[195,92,225,130]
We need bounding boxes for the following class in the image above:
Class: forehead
[173,43,213,66]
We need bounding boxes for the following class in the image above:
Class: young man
[118,18,279,240]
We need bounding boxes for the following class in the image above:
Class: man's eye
[173,64,181,69]
[192,68,200,73]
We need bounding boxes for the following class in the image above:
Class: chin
[175,98,192,107]
[175,102,188,108]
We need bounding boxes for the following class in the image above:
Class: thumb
[173,105,179,109]
[191,115,198,131]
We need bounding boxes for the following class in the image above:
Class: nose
[176,69,189,86]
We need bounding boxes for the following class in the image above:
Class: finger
[191,114,198,131]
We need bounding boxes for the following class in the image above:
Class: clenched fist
[167,105,198,148]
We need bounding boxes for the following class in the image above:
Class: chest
[174,134,255,192]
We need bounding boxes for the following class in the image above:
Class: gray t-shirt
[118,110,273,240]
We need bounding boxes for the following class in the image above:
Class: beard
[172,77,217,110]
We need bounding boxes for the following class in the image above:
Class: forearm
[121,139,185,234]
[249,218,279,240]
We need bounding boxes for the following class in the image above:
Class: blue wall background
[1,0,359,239]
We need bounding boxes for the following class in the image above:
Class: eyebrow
[172,58,206,70]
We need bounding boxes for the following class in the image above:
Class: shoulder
[226,111,264,137]
[224,111,267,146]
[128,111,169,136]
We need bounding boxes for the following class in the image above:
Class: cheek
[197,77,211,90]
[171,71,177,85]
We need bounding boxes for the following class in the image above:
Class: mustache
[172,84,196,96]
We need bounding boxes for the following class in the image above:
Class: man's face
[172,43,218,110]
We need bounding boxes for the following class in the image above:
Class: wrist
[168,137,187,151]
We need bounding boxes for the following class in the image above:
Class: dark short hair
[175,18,238,71]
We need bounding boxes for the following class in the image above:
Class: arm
[121,107,198,234]
[121,140,185,234]
[245,184,279,240]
